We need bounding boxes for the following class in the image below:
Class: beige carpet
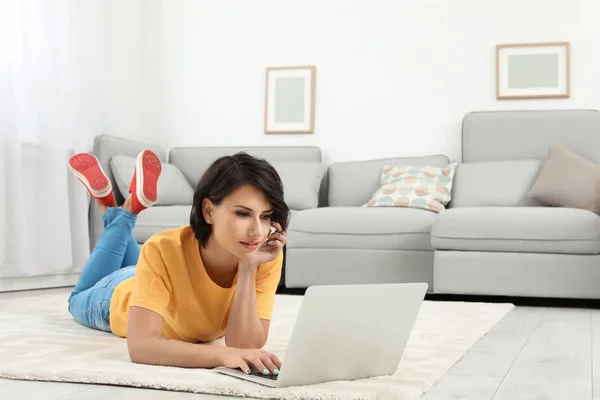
[0,291,513,400]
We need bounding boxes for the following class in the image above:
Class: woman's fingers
[238,359,251,374]
[248,355,269,375]
[260,353,278,374]
[261,349,282,369]
[231,350,282,375]
[268,232,285,241]
[267,232,286,247]
[267,239,284,249]
[271,222,283,233]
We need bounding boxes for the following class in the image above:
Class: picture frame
[264,66,316,134]
[496,42,570,99]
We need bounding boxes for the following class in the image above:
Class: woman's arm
[225,224,286,349]
[127,306,280,373]
[224,261,268,349]
[128,306,226,367]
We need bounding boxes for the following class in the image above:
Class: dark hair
[190,152,290,246]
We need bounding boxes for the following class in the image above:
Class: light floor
[0,288,598,400]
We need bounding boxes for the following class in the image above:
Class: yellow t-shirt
[109,226,283,342]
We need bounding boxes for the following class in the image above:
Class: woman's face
[204,184,274,259]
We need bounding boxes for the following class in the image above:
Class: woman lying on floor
[67,150,289,376]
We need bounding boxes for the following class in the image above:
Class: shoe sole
[135,150,161,208]
[68,154,112,198]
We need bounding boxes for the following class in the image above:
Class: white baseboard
[0,273,80,293]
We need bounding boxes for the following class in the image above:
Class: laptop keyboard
[248,372,278,380]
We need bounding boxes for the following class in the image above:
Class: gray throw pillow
[528,144,600,214]
[270,162,326,210]
[110,154,195,206]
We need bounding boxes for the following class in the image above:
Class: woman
[67,149,289,376]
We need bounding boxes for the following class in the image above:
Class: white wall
[158,0,600,163]
[103,0,165,148]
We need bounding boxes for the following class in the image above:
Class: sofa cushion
[270,161,326,210]
[328,155,450,207]
[431,207,600,255]
[133,205,192,243]
[449,159,543,208]
[528,144,600,215]
[365,163,457,213]
[110,154,194,206]
[287,207,437,251]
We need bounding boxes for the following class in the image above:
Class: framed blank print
[496,42,570,99]
[264,66,316,134]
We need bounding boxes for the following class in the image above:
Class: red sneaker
[68,153,115,207]
[129,150,162,214]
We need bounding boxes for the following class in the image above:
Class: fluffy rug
[0,291,513,400]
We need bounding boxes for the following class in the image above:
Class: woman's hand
[220,348,282,375]
[240,222,287,268]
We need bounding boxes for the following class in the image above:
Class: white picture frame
[496,42,570,99]
[264,66,316,134]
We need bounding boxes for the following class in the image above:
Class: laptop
[213,282,428,387]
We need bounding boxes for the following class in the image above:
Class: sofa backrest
[450,110,600,208]
[169,146,325,210]
[327,155,450,207]
[462,110,600,163]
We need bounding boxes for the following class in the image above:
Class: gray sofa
[90,109,600,299]
[433,109,600,299]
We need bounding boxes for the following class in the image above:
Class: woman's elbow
[127,337,151,364]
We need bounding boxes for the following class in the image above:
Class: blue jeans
[68,207,140,332]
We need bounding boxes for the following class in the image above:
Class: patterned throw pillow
[364,163,458,212]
